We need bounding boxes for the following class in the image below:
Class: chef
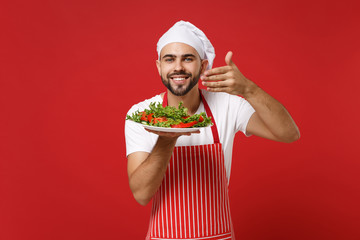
[125,20,300,240]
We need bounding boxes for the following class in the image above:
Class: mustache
[167,71,192,78]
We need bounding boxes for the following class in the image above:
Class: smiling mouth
[170,75,190,83]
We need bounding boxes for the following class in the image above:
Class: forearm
[129,136,177,205]
[244,80,300,142]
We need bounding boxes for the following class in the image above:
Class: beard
[161,70,201,96]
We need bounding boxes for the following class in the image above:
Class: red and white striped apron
[146,91,234,240]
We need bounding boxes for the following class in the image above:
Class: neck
[166,85,201,116]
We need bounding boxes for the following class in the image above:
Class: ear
[200,59,209,74]
[156,59,161,75]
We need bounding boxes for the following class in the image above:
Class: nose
[174,59,184,71]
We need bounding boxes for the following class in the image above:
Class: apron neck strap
[162,90,220,144]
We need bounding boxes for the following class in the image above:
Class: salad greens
[126,102,212,128]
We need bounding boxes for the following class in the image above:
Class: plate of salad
[126,102,212,132]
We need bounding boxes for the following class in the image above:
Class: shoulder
[126,94,163,115]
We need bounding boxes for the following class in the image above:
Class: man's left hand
[201,51,256,97]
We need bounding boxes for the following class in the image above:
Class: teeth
[173,78,186,81]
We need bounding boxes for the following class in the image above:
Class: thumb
[225,51,234,66]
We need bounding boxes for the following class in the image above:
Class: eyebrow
[183,54,196,58]
[161,53,197,59]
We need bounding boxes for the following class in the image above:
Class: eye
[164,58,174,62]
[184,57,193,62]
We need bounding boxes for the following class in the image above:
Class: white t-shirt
[125,89,255,181]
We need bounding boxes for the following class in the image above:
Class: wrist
[158,135,179,144]
[242,79,260,99]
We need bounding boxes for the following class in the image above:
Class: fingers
[202,51,237,81]
[203,66,232,77]
[206,86,231,93]
[202,78,228,88]
[201,73,228,81]
[201,51,244,95]
[225,51,234,66]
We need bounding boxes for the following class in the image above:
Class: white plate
[129,120,211,133]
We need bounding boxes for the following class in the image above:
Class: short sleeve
[232,96,255,136]
[125,119,155,157]
[124,95,163,157]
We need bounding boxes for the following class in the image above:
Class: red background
[1,0,360,239]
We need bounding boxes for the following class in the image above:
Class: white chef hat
[157,20,215,70]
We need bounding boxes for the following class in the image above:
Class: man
[125,21,300,240]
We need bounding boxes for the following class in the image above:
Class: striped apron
[146,91,234,240]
